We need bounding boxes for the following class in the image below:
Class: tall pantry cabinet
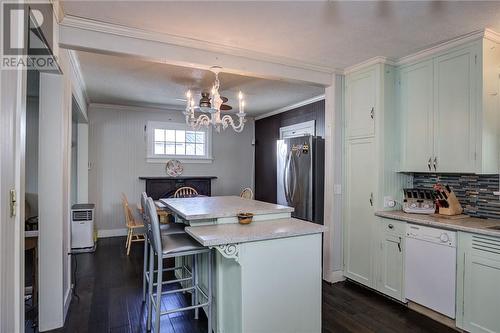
[343,63,410,289]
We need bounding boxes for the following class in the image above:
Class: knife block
[438,191,463,216]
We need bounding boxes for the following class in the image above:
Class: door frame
[0,47,27,333]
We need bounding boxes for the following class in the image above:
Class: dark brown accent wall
[254,100,325,203]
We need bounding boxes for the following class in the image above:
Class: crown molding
[254,94,325,120]
[50,0,64,24]
[89,102,186,113]
[396,28,493,66]
[342,56,397,75]
[60,15,338,76]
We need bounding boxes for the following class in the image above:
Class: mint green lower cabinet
[375,218,405,302]
[177,230,322,333]
[457,232,500,333]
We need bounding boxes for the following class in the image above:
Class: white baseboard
[63,287,72,321]
[323,270,345,284]
[97,228,128,238]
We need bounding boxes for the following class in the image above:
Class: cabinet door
[463,236,500,333]
[378,232,404,301]
[399,60,434,172]
[346,68,376,138]
[434,46,478,173]
[344,138,376,287]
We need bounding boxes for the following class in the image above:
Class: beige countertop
[185,218,325,246]
[160,196,294,221]
[375,210,500,237]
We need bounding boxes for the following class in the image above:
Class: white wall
[88,104,255,234]
[38,50,73,331]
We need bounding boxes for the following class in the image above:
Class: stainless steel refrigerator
[277,135,324,224]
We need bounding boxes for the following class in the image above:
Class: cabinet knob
[428,157,432,171]
[388,224,394,229]
[433,157,438,171]
[370,107,374,119]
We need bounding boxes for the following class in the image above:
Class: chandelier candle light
[183,66,246,133]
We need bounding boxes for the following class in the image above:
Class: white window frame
[146,121,213,164]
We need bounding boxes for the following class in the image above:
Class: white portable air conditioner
[71,203,95,252]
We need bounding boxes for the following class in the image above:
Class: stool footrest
[160,301,210,316]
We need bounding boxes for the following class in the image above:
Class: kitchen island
[160,196,325,333]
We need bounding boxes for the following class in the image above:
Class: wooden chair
[121,193,145,255]
[240,187,254,200]
[173,186,198,198]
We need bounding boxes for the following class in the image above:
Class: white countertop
[185,218,325,246]
[160,196,294,220]
[376,210,500,237]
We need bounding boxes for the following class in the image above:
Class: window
[147,121,212,163]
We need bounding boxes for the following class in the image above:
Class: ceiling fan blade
[220,104,232,111]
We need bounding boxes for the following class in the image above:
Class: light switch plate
[334,184,342,195]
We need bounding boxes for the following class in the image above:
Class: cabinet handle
[433,157,438,171]
[370,107,374,119]
[369,192,373,207]
[428,157,432,171]
[388,224,394,229]
[398,237,402,252]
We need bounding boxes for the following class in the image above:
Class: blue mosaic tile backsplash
[413,173,500,219]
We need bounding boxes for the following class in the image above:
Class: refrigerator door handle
[283,150,292,204]
[290,154,298,201]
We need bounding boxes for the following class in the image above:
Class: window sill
[146,157,214,164]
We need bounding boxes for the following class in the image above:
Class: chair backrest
[240,187,254,200]
[145,197,162,255]
[121,195,131,227]
[173,186,198,198]
[140,192,149,223]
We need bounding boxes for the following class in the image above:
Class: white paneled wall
[88,105,255,234]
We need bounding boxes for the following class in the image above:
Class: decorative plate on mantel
[166,159,184,177]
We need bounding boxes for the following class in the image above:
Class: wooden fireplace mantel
[139,176,217,200]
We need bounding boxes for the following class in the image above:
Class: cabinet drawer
[379,218,405,235]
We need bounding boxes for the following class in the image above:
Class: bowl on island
[237,212,254,225]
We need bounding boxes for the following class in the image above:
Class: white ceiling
[76,51,324,115]
[62,1,500,69]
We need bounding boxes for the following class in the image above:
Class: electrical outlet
[384,196,396,208]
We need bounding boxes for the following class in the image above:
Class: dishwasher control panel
[406,224,456,247]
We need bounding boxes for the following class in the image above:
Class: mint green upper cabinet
[399,39,500,174]
[457,232,500,333]
[433,46,478,173]
[346,68,376,138]
[344,138,376,287]
[400,60,434,172]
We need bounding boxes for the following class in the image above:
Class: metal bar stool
[141,192,186,302]
[144,197,212,333]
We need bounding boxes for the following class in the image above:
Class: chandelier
[183,66,246,133]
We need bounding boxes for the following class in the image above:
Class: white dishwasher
[405,224,457,318]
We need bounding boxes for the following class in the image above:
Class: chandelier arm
[221,114,246,133]
[188,114,211,130]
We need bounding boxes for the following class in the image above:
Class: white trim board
[60,15,336,76]
[68,50,89,118]
[89,102,185,113]
[279,120,316,139]
[97,228,128,238]
[255,94,325,120]
[59,16,335,86]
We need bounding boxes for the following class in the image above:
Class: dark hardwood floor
[30,237,455,333]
